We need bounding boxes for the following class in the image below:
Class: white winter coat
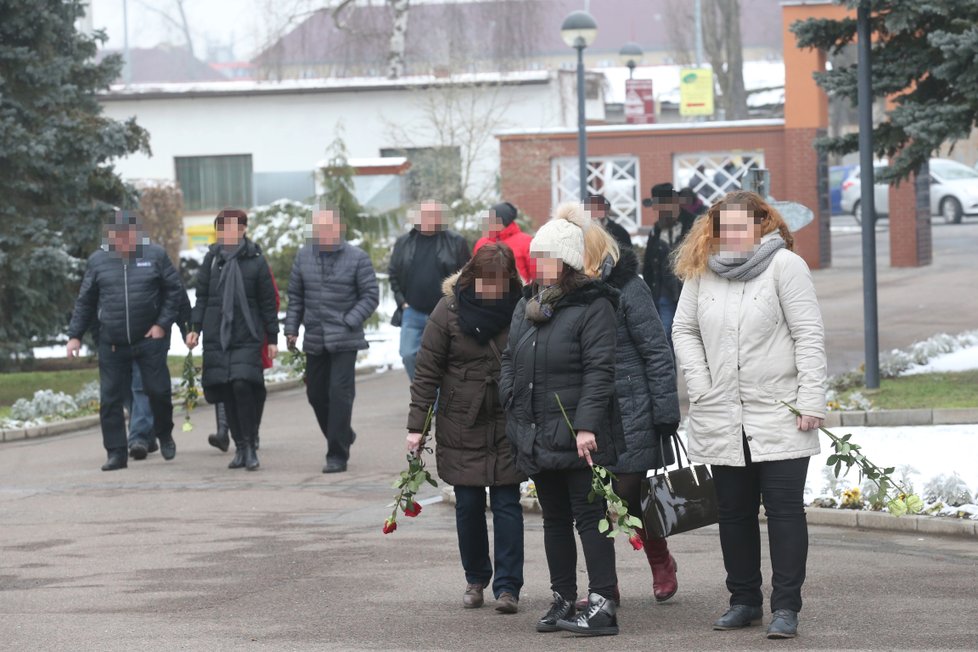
[672,239,827,466]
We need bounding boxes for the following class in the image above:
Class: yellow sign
[680,68,715,117]
[186,224,216,249]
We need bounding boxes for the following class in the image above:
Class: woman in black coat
[187,209,279,471]
[500,203,625,637]
[584,225,682,603]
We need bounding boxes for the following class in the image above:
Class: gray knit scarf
[708,235,786,282]
[218,240,259,351]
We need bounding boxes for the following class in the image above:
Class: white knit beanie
[530,202,589,272]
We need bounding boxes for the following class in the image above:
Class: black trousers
[98,338,174,453]
[221,379,262,448]
[533,468,618,601]
[711,437,810,613]
[216,384,266,438]
[306,350,358,463]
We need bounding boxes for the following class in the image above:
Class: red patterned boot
[642,530,678,602]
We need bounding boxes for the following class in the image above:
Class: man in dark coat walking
[285,209,379,473]
[67,211,186,471]
[585,194,632,251]
[642,183,697,344]
[388,201,470,380]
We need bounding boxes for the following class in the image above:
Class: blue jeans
[656,296,677,347]
[398,306,427,381]
[126,362,154,447]
[454,485,525,599]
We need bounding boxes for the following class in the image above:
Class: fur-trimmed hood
[604,246,640,290]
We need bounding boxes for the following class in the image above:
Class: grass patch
[0,357,187,407]
[838,370,978,410]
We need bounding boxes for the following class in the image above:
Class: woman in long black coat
[584,225,682,603]
[187,209,279,471]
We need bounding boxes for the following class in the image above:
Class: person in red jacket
[473,202,535,283]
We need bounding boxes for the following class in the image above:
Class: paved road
[2,372,977,651]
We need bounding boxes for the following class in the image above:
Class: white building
[99,70,606,237]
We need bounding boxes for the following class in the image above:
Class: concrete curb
[824,407,978,428]
[0,366,387,444]
[442,488,977,539]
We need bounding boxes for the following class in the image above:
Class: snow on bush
[10,390,80,421]
[249,200,312,256]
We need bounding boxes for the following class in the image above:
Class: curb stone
[825,407,978,428]
[0,366,386,444]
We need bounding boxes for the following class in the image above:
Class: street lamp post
[619,42,642,80]
[561,11,597,201]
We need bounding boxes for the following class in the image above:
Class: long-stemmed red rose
[384,404,437,534]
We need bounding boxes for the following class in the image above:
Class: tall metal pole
[576,44,588,200]
[857,1,880,389]
[122,0,131,86]
[694,0,704,68]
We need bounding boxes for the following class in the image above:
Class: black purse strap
[655,429,693,473]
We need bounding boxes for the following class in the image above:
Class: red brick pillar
[782,127,830,269]
[888,164,932,267]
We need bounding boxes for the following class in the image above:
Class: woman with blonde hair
[581,223,682,605]
[671,191,826,639]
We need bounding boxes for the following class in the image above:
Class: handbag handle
[655,429,693,472]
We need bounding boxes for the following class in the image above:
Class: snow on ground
[904,345,978,375]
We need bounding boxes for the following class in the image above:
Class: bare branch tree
[136,0,195,57]
[701,0,748,119]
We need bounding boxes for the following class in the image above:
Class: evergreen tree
[0,0,149,363]
[792,0,978,182]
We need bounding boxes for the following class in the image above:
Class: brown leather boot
[642,529,678,602]
[462,583,484,608]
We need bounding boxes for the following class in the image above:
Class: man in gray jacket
[285,209,379,473]
[67,211,186,471]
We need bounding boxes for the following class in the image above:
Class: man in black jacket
[67,212,187,471]
[585,194,632,251]
[641,183,697,345]
[388,201,470,380]
[285,208,379,473]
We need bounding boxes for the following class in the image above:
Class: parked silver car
[839,158,978,224]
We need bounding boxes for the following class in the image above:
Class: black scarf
[456,284,519,345]
[217,240,260,351]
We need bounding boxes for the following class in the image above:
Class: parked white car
[840,158,978,224]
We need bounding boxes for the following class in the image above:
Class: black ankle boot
[244,441,259,471]
[556,593,619,636]
[537,591,575,633]
[228,445,246,469]
[209,404,230,452]
[101,449,128,471]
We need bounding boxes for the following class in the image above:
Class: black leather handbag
[640,433,719,538]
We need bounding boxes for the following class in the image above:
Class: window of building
[673,151,766,204]
[552,156,641,233]
[175,154,253,212]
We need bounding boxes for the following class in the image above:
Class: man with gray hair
[285,208,379,474]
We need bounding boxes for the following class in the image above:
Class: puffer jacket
[284,241,379,354]
[603,249,680,474]
[672,235,827,466]
[192,239,279,390]
[388,228,470,326]
[407,272,525,487]
[642,210,696,302]
[499,279,626,476]
[68,244,185,346]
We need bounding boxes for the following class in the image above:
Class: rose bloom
[404,501,422,517]
[628,534,644,551]
[383,518,398,534]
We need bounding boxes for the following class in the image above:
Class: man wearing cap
[67,212,186,471]
[473,201,535,283]
[642,183,697,344]
[585,194,632,251]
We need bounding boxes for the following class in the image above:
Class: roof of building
[97,46,227,84]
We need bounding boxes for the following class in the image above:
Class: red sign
[625,79,655,124]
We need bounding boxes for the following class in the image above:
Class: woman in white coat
[671,191,826,640]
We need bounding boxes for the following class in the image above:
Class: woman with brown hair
[405,243,526,614]
[671,191,827,640]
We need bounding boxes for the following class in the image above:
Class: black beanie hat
[492,201,518,227]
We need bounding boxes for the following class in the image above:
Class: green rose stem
[384,404,437,534]
[782,402,923,516]
[180,332,200,432]
[555,393,643,547]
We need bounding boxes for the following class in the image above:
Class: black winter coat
[407,272,525,487]
[499,280,626,476]
[642,210,696,302]
[68,244,185,346]
[284,242,379,354]
[388,228,470,326]
[603,249,680,474]
[191,239,278,392]
[603,218,633,251]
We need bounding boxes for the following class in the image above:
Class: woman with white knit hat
[499,202,626,637]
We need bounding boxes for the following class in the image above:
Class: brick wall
[888,164,933,267]
[499,122,829,269]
